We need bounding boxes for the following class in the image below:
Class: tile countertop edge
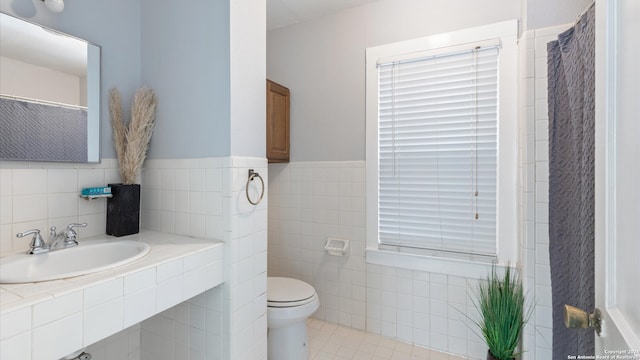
[0,230,224,360]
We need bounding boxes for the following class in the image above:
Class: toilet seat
[267,277,316,308]
[266,277,319,359]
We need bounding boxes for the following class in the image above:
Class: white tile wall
[84,324,142,360]
[140,289,224,360]
[141,158,225,240]
[222,157,268,360]
[1,156,268,360]
[141,156,268,360]
[0,159,120,257]
[519,29,538,360]
[519,24,570,360]
[365,264,488,359]
[267,162,489,359]
[268,162,367,330]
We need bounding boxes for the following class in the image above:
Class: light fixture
[42,0,64,13]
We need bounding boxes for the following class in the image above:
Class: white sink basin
[0,240,150,284]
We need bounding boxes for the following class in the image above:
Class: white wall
[0,161,120,257]
[230,0,267,158]
[266,0,595,162]
[140,157,268,360]
[268,162,367,329]
[525,0,592,30]
[267,0,520,161]
[0,56,82,105]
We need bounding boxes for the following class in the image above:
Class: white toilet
[267,277,320,360]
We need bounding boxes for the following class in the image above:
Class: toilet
[267,277,319,360]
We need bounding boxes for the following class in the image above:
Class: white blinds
[377,46,498,257]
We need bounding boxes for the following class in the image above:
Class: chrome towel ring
[246,169,264,205]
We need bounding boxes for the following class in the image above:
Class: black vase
[487,350,514,360]
[106,183,140,237]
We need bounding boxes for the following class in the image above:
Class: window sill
[365,248,503,279]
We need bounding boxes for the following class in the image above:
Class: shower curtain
[0,97,88,162]
[547,4,595,360]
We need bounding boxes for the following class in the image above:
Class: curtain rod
[575,2,595,25]
[0,94,87,111]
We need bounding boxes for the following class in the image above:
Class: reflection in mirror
[0,12,101,163]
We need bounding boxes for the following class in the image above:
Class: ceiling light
[42,0,64,13]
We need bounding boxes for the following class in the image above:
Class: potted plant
[107,87,157,236]
[471,265,531,360]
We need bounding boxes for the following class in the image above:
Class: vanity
[0,14,227,358]
[0,231,224,360]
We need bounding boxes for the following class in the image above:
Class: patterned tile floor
[307,319,467,360]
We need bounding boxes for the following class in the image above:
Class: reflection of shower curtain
[0,98,87,162]
[547,4,595,360]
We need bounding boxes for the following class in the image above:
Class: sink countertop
[0,230,224,360]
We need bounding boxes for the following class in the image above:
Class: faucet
[16,229,49,255]
[16,223,88,255]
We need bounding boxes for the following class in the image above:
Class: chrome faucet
[16,222,87,255]
[16,229,49,255]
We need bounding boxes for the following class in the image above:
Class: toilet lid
[267,277,316,307]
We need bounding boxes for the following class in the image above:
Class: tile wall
[140,288,224,360]
[519,24,570,360]
[268,162,367,330]
[364,263,487,358]
[0,159,120,256]
[139,158,224,240]
[140,157,268,360]
[59,291,221,360]
[267,162,486,359]
[83,324,142,360]
[518,27,537,360]
[0,156,267,360]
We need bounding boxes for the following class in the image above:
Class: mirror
[0,12,101,163]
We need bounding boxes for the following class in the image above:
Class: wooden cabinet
[266,79,290,163]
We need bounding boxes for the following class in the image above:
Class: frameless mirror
[0,12,101,163]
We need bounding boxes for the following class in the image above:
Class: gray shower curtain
[0,97,88,162]
[547,4,595,360]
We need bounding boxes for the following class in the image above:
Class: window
[365,21,519,271]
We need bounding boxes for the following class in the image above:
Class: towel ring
[246,169,264,205]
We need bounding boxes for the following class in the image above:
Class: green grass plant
[472,265,531,360]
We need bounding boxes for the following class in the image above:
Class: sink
[0,240,150,284]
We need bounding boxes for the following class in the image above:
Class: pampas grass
[109,87,157,184]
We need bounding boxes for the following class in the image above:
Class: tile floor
[307,318,468,360]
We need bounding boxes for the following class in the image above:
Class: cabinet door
[266,80,290,162]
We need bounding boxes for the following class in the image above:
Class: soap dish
[80,186,112,200]
[79,194,113,200]
[324,238,349,256]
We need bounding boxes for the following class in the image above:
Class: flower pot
[106,183,140,237]
[487,350,514,360]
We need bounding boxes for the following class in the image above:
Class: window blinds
[377,46,498,257]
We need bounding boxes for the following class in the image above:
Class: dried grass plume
[109,87,158,184]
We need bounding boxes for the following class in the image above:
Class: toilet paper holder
[324,238,349,256]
